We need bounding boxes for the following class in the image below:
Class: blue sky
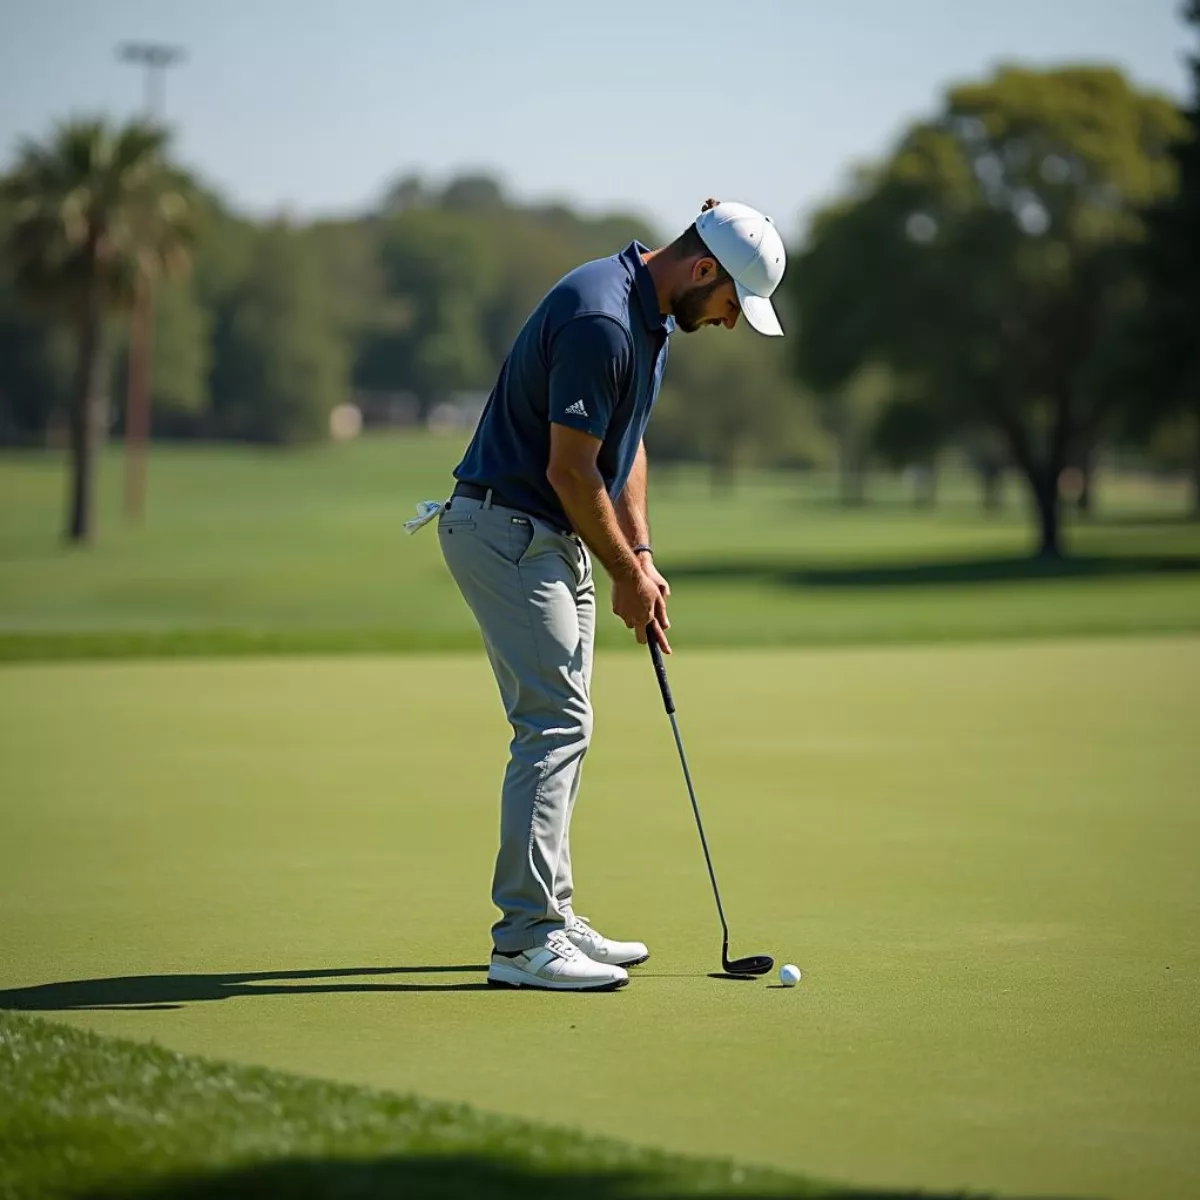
[0,0,1192,239]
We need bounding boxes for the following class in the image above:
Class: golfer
[438,200,786,991]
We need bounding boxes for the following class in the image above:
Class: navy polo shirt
[453,241,673,531]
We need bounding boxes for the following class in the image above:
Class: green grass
[0,1012,832,1199]
[1,436,1198,660]
[2,641,1197,1198]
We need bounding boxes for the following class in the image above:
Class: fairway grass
[2,437,1199,660]
[1,640,1197,1199]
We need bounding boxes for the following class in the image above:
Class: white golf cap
[694,201,787,336]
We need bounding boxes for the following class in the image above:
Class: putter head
[723,954,774,977]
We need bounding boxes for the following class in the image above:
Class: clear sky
[0,0,1192,240]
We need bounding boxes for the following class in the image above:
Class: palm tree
[1,118,198,542]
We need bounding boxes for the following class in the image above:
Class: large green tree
[790,66,1185,556]
[1119,1,1200,511]
[2,119,197,541]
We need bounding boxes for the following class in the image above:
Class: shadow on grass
[665,553,1200,590]
[788,493,992,515]
[1093,512,1199,528]
[0,964,494,1011]
[77,1153,1097,1200]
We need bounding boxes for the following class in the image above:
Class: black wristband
[632,544,653,557]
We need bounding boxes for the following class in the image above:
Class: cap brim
[736,284,784,337]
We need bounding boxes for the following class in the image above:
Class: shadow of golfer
[0,964,492,1012]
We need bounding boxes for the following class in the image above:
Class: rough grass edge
[3,617,1200,665]
[0,1009,832,1199]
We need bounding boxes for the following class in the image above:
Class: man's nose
[725,309,740,330]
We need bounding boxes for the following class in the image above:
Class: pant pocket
[508,515,539,565]
[557,533,588,588]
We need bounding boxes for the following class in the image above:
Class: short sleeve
[548,315,632,440]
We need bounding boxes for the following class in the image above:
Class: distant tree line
[2,35,1197,550]
[0,141,825,541]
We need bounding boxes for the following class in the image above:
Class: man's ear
[691,256,720,284]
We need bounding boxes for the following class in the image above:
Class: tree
[369,209,500,412]
[0,213,72,444]
[114,278,211,437]
[872,393,951,507]
[378,173,430,215]
[789,66,1185,556]
[439,173,507,213]
[307,217,386,340]
[648,329,823,493]
[210,222,348,444]
[188,196,256,436]
[2,118,198,542]
[788,177,926,507]
[1119,2,1200,512]
[150,281,211,422]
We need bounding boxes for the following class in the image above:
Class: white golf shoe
[487,928,629,991]
[564,915,649,968]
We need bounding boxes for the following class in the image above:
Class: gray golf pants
[438,491,595,953]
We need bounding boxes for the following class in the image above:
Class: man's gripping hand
[612,562,671,652]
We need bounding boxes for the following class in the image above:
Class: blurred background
[0,0,1197,650]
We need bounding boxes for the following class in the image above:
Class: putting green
[1,640,1198,1199]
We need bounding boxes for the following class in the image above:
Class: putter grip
[646,625,675,714]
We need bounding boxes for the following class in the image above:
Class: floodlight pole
[117,42,184,523]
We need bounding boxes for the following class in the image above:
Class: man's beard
[671,276,726,333]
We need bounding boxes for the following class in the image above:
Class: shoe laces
[567,915,601,946]
[545,929,580,959]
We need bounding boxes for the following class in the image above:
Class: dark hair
[666,198,731,280]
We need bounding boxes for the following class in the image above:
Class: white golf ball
[779,963,801,987]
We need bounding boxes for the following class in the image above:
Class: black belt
[451,481,518,508]
[450,481,576,538]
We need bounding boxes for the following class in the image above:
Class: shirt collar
[622,241,673,335]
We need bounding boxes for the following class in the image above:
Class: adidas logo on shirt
[565,399,588,417]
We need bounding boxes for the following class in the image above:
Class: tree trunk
[913,464,938,509]
[709,456,735,497]
[839,437,866,507]
[66,295,107,544]
[1033,473,1062,560]
[981,464,1004,514]
[841,460,865,505]
[1191,418,1200,518]
[124,278,154,523]
[1038,387,1072,558]
[1076,444,1095,518]
[990,387,1070,557]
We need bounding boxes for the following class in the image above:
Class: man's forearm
[615,442,650,548]
[547,465,641,581]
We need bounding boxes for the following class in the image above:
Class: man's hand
[611,567,668,648]
[642,559,671,626]
[612,561,672,652]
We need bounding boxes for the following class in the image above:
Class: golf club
[646,624,774,978]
